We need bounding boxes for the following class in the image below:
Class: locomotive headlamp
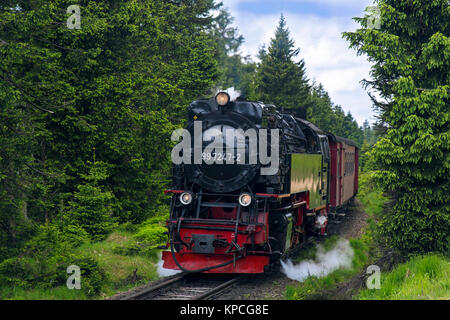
[215,92,230,106]
[238,193,252,207]
[180,192,193,205]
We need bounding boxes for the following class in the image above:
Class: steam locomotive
[162,92,359,273]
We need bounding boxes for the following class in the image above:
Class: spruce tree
[254,15,311,118]
[209,6,257,97]
[0,0,220,238]
[344,0,449,253]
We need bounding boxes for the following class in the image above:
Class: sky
[220,0,377,125]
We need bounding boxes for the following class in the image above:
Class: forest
[0,0,448,299]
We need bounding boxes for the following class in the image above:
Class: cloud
[221,0,376,125]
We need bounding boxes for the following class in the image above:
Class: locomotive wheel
[268,212,289,263]
[268,236,283,263]
[269,212,289,233]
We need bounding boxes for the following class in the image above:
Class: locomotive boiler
[162,92,359,273]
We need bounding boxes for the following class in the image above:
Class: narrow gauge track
[121,273,244,300]
[118,211,349,301]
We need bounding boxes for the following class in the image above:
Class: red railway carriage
[328,135,359,210]
[161,93,359,274]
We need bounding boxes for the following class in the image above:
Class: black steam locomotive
[162,92,359,273]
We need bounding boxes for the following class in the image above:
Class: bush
[61,161,118,242]
[64,184,117,242]
[134,211,169,249]
[59,224,91,247]
[70,257,107,296]
[0,224,106,296]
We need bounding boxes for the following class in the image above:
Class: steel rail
[120,273,186,300]
[192,276,244,300]
[120,274,244,300]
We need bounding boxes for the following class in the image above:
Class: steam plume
[156,251,182,277]
[281,239,354,282]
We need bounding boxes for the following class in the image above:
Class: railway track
[120,273,244,300]
[117,210,350,301]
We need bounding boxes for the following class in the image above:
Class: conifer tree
[0,0,220,243]
[254,15,311,118]
[209,6,257,97]
[344,0,449,253]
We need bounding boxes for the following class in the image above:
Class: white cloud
[221,0,376,125]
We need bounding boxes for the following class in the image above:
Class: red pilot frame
[162,191,274,273]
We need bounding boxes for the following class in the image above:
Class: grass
[357,170,388,219]
[359,190,386,218]
[356,254,450,300]
[285,268,356,300]
[0,230,162,300]
[75,231,160,298]
[0,285,88,300]
[353,171,450,299]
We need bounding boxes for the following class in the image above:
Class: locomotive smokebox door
[192,234,215,254]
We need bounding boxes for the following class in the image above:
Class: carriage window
[344,152,355,175]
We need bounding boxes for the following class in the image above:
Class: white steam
[281,239,354,282]
[156,251,182,277]
[217,87,241,102]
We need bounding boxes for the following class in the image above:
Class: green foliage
[0,224,106,296]
[0,230,161,299]
[362,120,378,146]
[75,231,159,297]
[252,15,311,118]
[58,224,90,248]
[357,171,392,261]
[357,254,450,300]
[61,161,117,241]
[307,83,365,146]
[358,171,388,218]
[0,0,219,245]
[349,239,369,269]
[0,0,219,296]
[0,285,88,300]
[134,210,169,249]
[344,0,450,254]
[285,268,356,300]
[210,6,257,95]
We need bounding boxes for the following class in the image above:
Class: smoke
[281,239,354,282]
[217,87,241,102]
[156,251,182,277]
